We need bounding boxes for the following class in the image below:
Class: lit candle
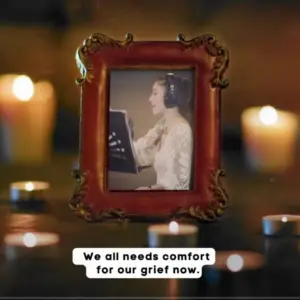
[211,251,264,272]
[10,181,49,205]
[148,221,198,247]
[204,251,264,297]
[0,74,56,164]
[262,214,300,236]
[241,106,298,173]
[4,231,60,261]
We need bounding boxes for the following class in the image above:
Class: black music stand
[108,109,139,174]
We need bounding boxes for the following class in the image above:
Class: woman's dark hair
[156,73,192,109]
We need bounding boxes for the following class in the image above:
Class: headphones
[164,73,183,108]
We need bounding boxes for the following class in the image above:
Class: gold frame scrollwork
[70,33,230,222]
[70,168,229,222]
[69,170,126,222]
[75,33,229,90]
[75,33,134,86]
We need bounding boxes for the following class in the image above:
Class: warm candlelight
[4,232,59,247]
[10,181,49,203]
[204,251,264,297]
[4,231,60,261]
[148,222,198,247]
[0,74,56,164]
[262,214,300,236]
[211,251,264,272]
[241,106,298,173]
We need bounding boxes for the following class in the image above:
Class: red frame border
[70,33,229,222]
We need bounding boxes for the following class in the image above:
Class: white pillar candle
[148,221,198,247]
[4,232,59,261]
[262,214,300,236]
[0,75,56,165]
[241,106,298,173]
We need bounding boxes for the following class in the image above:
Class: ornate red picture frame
[69,33,229,222]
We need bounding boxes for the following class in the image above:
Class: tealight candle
[4,231,60,261]
[148,221,198,247]
[0,75,56,164]
[204,251,264,297]
[10,181,49,204]
[241,106,298,173]
[262,214,300,236]
[211,251,264,272]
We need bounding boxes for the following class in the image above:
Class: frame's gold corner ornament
[69,170,126,222]
[177,34,229,89]
[174,169,229,221]
[75,33,134,86]
[69,169,89,216]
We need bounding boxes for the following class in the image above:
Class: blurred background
[0,0,300,229]
[1,3,300,297]
[1,0,299,152]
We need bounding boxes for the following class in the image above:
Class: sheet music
[108,109,139,174]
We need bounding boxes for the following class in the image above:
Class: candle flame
[24,182,34,191]
[169,221,179,234]
[259,106,278,125]
[12,75,34,101]
[22,232,37,248]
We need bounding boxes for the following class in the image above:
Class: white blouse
[133,118,193,190]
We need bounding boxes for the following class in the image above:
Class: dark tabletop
[1,152,300,298]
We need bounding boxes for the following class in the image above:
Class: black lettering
[177,254,187,260]
[130,254,137,260]
[106,252,119,260]
[94,254,101,260]
[156,267,164,274]
[173,267,197,274]
[83,252,94,260]
[141,267,147,276]
[188,267,197,274]
[97,266,113,273]
[206,253,210,260]
[124,267,136,274]
[106,254,112,260]
[153,254,159,260]
[138,254,144,260]
[101,267,110,274]
[145,253,152,260]
[193,254,199,260]
[163,254,168,260]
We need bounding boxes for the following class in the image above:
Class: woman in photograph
[133,73,193,190]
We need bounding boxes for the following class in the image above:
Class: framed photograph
[70,33,230,222]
